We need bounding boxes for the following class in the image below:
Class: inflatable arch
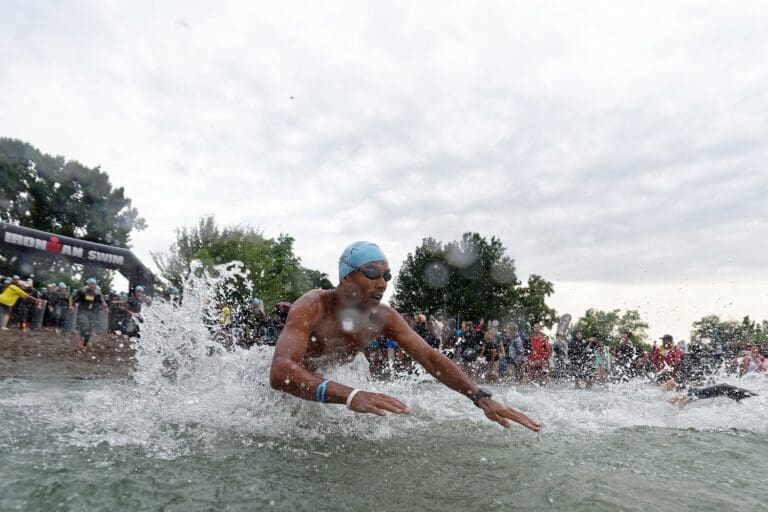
[0,221,154,294]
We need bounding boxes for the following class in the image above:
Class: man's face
[87,283,96,291]
[347,260,389,307]
[533,323,541,333]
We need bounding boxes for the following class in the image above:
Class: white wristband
[346,389,361,410]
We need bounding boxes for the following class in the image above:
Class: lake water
[2,361,767,511]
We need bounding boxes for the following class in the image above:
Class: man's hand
[478,398,541,431]
[348,391,412,416]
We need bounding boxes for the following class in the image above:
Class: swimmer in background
[659,378,757,408]
[269,241,541,431]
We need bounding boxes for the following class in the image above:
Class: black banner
[0,221,154,294]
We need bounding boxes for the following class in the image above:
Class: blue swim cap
[58,282,67,288]
[86,277,97,285]
[338,241,388,281]
[135,285,144,292]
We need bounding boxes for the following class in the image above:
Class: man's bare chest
[308,313,386,356]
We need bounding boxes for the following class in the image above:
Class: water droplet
[445,240,479,268]
[423,261,449,289]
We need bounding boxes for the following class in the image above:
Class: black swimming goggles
[358,265,392,282]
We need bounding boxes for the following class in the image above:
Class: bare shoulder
[287,289,332,322]
[376,304,409,329]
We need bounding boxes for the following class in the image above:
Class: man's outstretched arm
[269,293,410,416]
[386,309,541,432]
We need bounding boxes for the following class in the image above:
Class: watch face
[476,388,493,401]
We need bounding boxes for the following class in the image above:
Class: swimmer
[661,379,758,408]
[269,241,541,431]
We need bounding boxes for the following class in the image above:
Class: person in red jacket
[527,321,551,383]
[651,334,683,379]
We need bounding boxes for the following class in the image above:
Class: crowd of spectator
[4,273,765,386]
[216,299,291,348]
[364,314,768,386]
[0,274,149,348]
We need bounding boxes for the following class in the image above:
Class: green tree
[509,274,558,331]
[0,138,146,289]
[392,233,557,329]
[152,215,332,309]
[616,309,650,344]
[691,314,768,350]
[301,268,335,290]
[573,308,649,347]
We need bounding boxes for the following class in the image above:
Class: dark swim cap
[338,241,388,281]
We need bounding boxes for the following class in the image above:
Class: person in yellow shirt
[220,304,232,327]
[0,277,29,331]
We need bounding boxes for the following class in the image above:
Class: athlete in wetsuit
[72,278,106,348]
[666,381,757,408]
[124,285,148,337]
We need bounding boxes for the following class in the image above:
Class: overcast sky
[2,1,767,338]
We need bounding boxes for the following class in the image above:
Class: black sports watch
[473,388,493,407]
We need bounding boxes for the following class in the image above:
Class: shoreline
[0,329,135,379]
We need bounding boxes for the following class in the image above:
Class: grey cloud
[2,1,768,295]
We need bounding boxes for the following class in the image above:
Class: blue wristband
[316,379,330,403]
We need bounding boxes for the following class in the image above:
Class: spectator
[479,325,502,382]
[526,321,551,383]
[552,333,568,380]
[593,338,610,383]
[441,318,459,358]
[738,345,764,376]
[713,340,725,365]
[503,322,525,382]
[220,303,232,327]
[633,350,654,377]
[569,331,593,388]
[0,276,28,331]
[415,314,439,348]
[456,321,478,362]
[429,315,444,346]
[652,334,684,379]
[16,278,40,331]
[614,332,637,380]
